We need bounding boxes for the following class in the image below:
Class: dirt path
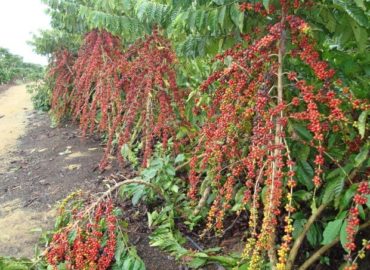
[0,84,32,157]
[0,84,115,257]
[0,84,44,257]
[0,84,42,257]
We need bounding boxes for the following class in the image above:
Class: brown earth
[0,84,181,269]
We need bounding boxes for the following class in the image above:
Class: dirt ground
[0,84,180,269]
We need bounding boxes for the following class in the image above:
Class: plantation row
[23,0,370,269]
[0,47,43,84]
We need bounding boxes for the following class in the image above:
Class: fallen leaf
[65,151,88,160]
[58,149,72,156]
[65,164,81,170]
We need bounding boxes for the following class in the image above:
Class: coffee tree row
[32,0,369,269]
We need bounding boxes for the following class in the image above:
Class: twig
[192,186,211,216]
[110,176,164,199]
[186,236,204,251]
[221,214,241,237]
[250,161,267,236]
[175,153,205,172]
[286,203,328,270]
[65,63,73,75]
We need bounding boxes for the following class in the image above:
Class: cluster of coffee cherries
[100,29,183,169]
[46,199,117,269]
[49,50,75,122]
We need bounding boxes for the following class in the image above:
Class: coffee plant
[48,28,184,170]
[45,192,145,270]
[70,29,126,137]
[188,2,369,269]
[27,78,52,112]
[100,29,184,169]
[49,50,75,121]
[20,0,370,269]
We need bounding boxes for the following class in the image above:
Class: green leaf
[113,208,123,217]
[239,263,250,270]
[322,219,343,244]
[358,204,366,220]
[213,0,224,5]
[218,5,227,29]
[207,255,238,266]
[307,223,322,247]
[115,238,126,263]
[336,210,348,220]
[358,110,368,138]
[123,257,133,269]
[321,8,337,33]
[174,153,185,164]
[188,257,207,269]
[142,167,157,179]
[326,167,344,180]
[354,0,366,10]
[293,124,313,141]
[195,10,206,32]
[340,185,357,210]
[132,259,145,270]
[340,220,349,251]
[132,187,145,205]
[230,3,244,32]
[295,143,310,161]
[354,146,368,167]
[322,174,345,204]
[366,194,370,208]
[170,184,179,193]
[55,215,63,228]
[232,187,246,212]
[262,0,270,12]
[293,190,312,202]
[206,9,218,35]
[292,218,307,239]
[203,247,222,253]
[296,160,314,190]
[349,19,368,52]
[121,144,138,166]
[165,165,176,176]
[58,263,67,270]
[68,229,77,244]
[188,10,197,32]
[333,0,369,27]
[150,158,164,169]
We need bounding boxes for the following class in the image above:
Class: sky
[0,0,51,65]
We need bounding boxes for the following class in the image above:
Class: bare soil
[0,85,180,269]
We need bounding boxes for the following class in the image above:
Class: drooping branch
[100,30,183,170]
[268,7,286,268]
[87,178,164,213]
